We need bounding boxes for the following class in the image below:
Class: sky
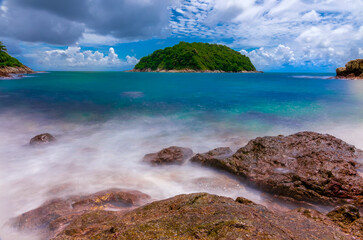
[0,0,362,72]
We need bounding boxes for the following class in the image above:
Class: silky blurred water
[1,72,363,239]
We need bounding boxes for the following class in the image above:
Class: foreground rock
[336,59,363,79]
[29,133,56,145]
[143,146,193,165]
[51,193,354,239]
[327,205,360,227]
[191,131,363,205]
[12,189,150,239]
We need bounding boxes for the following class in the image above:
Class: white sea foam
[0,110,253,239]
[1,109,363,239]
[290,75,333,79]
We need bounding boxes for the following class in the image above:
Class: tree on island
[0,41,25,67]
[0,41,7,53]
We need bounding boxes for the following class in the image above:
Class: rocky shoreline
[336,59,363,80]
[8,131,363,239]
[0,66,35,78]
[127,68,263,73]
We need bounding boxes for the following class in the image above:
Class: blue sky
[0,0,362,72]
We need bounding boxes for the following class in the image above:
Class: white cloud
[171,0,363,70]
[126,55,139,65]
[2,0,363,71]
[295,25,363,66]
[359,48,363,57]
[38,46,139,69]
[241,45,296,70]
[301,10,321,22]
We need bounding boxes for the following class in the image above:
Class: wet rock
[336,59,363,79]
[143,146,193,165]
[191,175,244,193]
[327,205,360,226]
[191,147,234,165]
[29,133,56,145]
[53,193,353,240]
[297,205,363,238]
[192,132,363,205]
[12,189,150,239]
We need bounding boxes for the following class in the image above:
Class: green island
[0,41,34,77]
[0,41,23,67]
[132,42,258,73]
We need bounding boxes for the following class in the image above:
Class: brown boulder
[192,131,363,205]
[11,189,150,239]
[53,193,353,239]
[336,59,363,79]
[191,147,234,166]
[143,146,193,165]
[29,133,56,145]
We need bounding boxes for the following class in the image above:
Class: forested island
[131,42,259,73]
[0,41,34,77]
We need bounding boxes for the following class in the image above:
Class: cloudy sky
[0,0,362,72]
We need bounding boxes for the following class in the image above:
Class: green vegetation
[0,41,7,53]
[0,41,24,67]
[0,51,24,67]
[134,42,256,72]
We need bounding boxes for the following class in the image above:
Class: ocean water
[1,72,363,239]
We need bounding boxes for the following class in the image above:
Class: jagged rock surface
[51,193,354,240]
[191,131,363,205]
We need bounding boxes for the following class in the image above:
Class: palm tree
[0,41,7,52]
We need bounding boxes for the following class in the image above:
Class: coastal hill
[131,42,258,73]
[336,59,363,79]
[0,41,34,77]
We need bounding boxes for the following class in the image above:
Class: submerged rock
[143,146,193,165]
[12,189,150,239]
[192,131,363,205]
[336,59,363,79]
[29,133,56,145]
[52,193,353,240]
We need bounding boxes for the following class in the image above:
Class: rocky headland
[0,44,35,78]
[0,65,34,78]
[8,131,363,239]
[336,59,363,80]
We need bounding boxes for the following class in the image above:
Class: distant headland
[129,42,261,73]
[0,41,34,78]
[336,59,363,80]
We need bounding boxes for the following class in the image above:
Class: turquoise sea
[1,72,363,238]
[1,72,363,132]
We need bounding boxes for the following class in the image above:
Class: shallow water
[1,72,363,239]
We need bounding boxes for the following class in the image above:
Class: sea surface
[1,72,363,239]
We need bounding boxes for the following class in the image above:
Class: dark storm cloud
[0,0,175,45]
